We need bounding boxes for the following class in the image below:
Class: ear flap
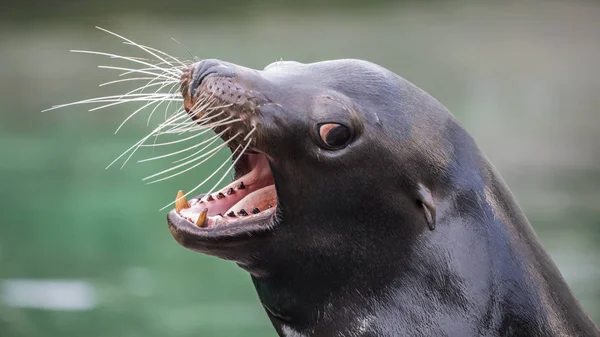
[417,184,436,230]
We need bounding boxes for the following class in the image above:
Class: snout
[178,59,273,152]
[180,59,238,114]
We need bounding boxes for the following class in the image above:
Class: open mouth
[167,62,278,240]
[171,152,277,229]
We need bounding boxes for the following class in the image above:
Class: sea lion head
[164,58,598,336]
[168,58,458,267]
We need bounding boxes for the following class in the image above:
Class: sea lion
[167,58,599,336]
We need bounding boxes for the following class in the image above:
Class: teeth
[227,211,236,217]
[227,188,235,195]
[238,209,248,216]
[206,195,214,202]
[237,182,245,190]
[251,208,260,214]
[217,213,224,217]
[196,208,208,227]
[175,190,190,213]
[217,193,226,200]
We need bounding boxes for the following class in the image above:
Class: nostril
[188,59,237,97]
[190,60,220,95]
[180,59,238,115]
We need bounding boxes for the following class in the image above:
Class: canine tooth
[175,190,190,213]
[227,188,235,195]
[196,208,208,227]
[251,208,260,214]
[237,182,245,190]
[217,193,225,199]
[227,211,236,217]
[238,209,248,216]
[206,195,214,201]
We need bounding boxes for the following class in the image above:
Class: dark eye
[318,123,352,149]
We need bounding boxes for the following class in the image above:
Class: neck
[246,186,597,336]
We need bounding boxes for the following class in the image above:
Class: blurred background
[1,0,599,336]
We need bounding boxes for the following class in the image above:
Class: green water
[1,1,599,336]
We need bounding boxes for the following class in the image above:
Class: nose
[182,59,237,98]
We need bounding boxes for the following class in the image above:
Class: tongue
[200,154,274,216]
[226,185,277,215]
[203,195,241,216]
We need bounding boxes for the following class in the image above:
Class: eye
[317,123,352,149]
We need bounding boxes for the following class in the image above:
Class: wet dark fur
[171,59,600,337]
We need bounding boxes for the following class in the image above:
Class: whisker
[119,74,178,101]
[147,108,192,149]
[162,117,241,136]
[118,112,189,169]
[202,136,253,198]
[142,122,221,148]
[51,28,259,211]
[137,128,228,163]
[204,102,234,114]
[106,112,190,169]
[112,80,181,133]
[156,100,225,134]
[186,95,220,117]
[116,62,179,78]
[164,108,225,130]
[171,37,198,63]
[87,94,180,113]
[164,89,188,121]
[96,26,176,70]
[123,41,189,68]
[161,83,187,121]
[150,117,235,145]
[98,65,177,81]
[243,125,257,141]
[144,132,241,184]
[90,78,179,110]
[113,99,163,134]
[71,50,181,78]
[42,93,177,112]
[179,99,235,126]
[169,133,230,164]
[146,81,181,126]
[100,77,177,87]
[175,116,242,133]
[160,112,224,131]
[160,142,247,212]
